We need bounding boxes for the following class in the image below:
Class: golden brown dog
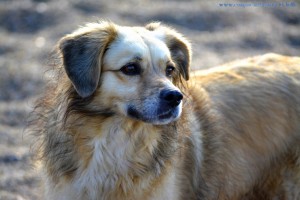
[31,21,300,200]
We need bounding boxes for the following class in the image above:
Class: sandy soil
[0,0,299,199]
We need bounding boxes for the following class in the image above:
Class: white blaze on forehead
[103,26,171,71]
[141,30,171,69]
[135,27,171,67]
[103,27,148,70]
[148,28,167,42]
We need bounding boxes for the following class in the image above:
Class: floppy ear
[59,22,117,98]
[146,22,192,80]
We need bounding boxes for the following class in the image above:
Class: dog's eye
[120,63,141,76]
[166,65,175,77]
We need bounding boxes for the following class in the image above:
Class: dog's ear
[146,22,191,80]
[59,22,117,98]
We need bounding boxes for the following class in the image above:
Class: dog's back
[189,53,300,199]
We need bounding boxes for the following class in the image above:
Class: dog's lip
[127,105,180,122]
[158,109,174,119]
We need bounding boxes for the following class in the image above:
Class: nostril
[160,90,183,107]
[176,92,183,101]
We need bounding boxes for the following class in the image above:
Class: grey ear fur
[145,22,192,81]
[59,22,117,98]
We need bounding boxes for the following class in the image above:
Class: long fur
[30,21,300,200]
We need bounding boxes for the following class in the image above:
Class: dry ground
[0,0,299,199]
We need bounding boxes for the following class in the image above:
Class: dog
[31,21,300,200]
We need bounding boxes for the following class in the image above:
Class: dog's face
[59,22,191,125]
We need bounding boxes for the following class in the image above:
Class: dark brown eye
[166,65,175,77]
[120,63,141,76]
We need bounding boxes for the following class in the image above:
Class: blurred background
[0,0,299,199]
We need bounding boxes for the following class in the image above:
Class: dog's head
[59,21,191,125]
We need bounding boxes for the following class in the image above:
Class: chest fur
[68,120,179,200]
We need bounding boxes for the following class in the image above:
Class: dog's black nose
[160,89,183,107]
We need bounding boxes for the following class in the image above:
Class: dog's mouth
[158,109,174,120]
[127,104,182,125]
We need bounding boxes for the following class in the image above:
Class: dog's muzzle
[126,89,183,124]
